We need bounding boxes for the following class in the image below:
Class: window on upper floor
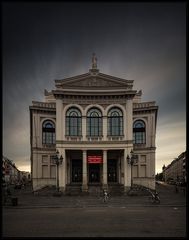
[87,108,102,136]
[108,108,123,136]
[133,120,146,144]
[66,107,82,136]
[42,120,55,144]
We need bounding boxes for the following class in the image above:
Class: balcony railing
[32,101,56,108]
[86,136,103,141]
[133,101,156,109]
[65,136,83,141]
[107,136,124,141]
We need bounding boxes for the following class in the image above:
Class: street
[2,182,187,237]
[3,206,186,237]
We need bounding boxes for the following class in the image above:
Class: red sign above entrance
[87,156,103,164]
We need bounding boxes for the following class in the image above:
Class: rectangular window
[42,165,48,178]
[140,165,146,177]
[50,165,56,178]
[140,155,146,163]
[50,155,56,164]
[42,155,48,164]
[132,165,138,177]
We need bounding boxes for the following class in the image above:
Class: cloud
[2,2,186,174]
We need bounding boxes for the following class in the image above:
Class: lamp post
[127,150,138,189]
[53,149,63,192]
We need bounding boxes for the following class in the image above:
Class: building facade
[30,58,158,193]
[162,151,186,183]
[3,156,21,184]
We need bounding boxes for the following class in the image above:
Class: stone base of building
[133,177,155,190]
[59,186,66,194]
[124,186,131,195]
[102,184,108,190]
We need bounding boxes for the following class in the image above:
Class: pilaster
[56,99,63,141]
[126,98,133,141]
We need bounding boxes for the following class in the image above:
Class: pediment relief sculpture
[63,77,128,88]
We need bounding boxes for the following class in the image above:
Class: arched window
[42,120,55,144]
[108,108,123,136]
[87,108,102,136]
[133,120,146,144]
[66,107,82,136]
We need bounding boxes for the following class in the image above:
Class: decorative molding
[63,77,127,88]
[32,147,56,151]
[56,140,133,144]
[55,72,134,90]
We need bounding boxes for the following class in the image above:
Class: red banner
[87,156,103,164]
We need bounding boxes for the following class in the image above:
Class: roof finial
[92,53,97,69]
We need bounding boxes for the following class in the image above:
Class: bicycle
[103,189,110,203]
[147,189,160,204]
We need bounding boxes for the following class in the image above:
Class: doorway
[89,164,100,183]
[108,159,117,182]
[71,159,82,183]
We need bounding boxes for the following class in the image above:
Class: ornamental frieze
[63,77,128,88]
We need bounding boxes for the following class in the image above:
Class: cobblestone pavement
[3,182,186,208]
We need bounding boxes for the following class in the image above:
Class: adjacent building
[2,156,31,185]
[29,55,158,193]
[162,151,186,183]
[3,156,20,184]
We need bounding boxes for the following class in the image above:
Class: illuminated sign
[87,156,103,164]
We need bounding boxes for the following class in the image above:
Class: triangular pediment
[55,72,133,89]
[64,77,125,87]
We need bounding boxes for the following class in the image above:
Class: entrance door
[108,160,117,182]
[89,164,100,183]
[72,160,82,182]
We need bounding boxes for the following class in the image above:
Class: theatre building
[29,57,158,193]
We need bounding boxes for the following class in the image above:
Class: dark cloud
[2,2,186,172]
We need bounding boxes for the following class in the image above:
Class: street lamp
[127,150,138,189]
[53,149,63,192]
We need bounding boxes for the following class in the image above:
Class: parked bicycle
[147,189,160,204]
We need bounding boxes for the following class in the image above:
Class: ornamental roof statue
[92,53,97,69]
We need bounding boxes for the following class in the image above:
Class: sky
[2,2,186,173]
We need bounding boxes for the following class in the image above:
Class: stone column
[103,116,107,140]
[82,116,87,141]
[103,150,108,189]
[82,150,88,192]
